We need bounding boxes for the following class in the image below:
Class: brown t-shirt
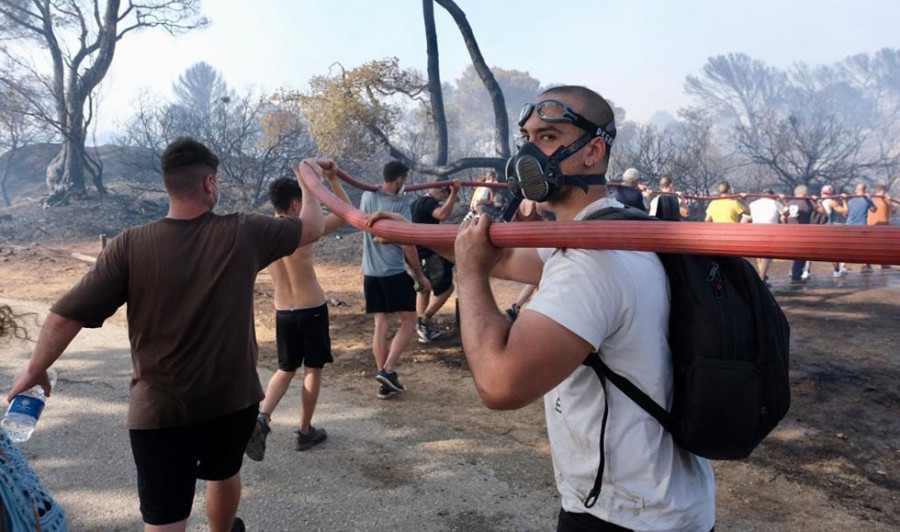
[51,211,301,429]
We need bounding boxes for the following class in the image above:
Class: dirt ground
[0,231,897,531]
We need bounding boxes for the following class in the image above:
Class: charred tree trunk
[1,0,206,206]
[422,0,448,167]
[0,149,15,207]
[435,0,510,160]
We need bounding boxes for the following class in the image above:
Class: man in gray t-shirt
[360,161,430,400]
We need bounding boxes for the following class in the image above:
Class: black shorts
[129,404,258,525]
[557,509,713,532]
[276,303,333,371]
[422,255,454,296]
[364,272,416,313]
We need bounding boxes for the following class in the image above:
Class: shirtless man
[245,162,352,461]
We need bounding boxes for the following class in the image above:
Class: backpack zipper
[708,261,735,359]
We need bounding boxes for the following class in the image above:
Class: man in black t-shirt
[410,180,460,343]
[782,184,825,283]
[612,167,650,211]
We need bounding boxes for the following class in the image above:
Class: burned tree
[298,0,511,178]
[0,0,207,205]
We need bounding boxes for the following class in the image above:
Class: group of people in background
[702,179,893,282]
[608,167,894,284]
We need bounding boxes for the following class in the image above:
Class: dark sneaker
[376,369,405,393]
[294,426,327,451]
[416,319,433,343]
[245,415,270,462]
[377,384,399,400]
[232,517,246,532]
[425,324,442,341]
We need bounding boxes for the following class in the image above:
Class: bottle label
[7,395,45,420]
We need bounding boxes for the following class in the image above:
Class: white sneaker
[838,267,848,276]
[833,270,842,278]
[801,271,811,280]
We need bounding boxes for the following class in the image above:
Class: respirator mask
[506,99,616,203]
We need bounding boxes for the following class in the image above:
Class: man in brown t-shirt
[6,137,325,531]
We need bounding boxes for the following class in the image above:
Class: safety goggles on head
[518,99,616,146]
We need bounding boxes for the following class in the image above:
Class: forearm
[323,178,352,234]
[433,202,454,220]
[327,176,352,205]
[298,193,325,247]
[435,191,460,220]
[430,245,456,263]
[24,313,81,388]
[402,245,424,277]
[456,269,516,408]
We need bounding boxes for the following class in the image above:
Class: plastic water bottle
[2,367,58,443]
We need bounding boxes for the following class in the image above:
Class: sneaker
[294,426,327,451]
[416,319,431,343]
[425,324,442,341]
[377,384,399,400]
[416,319,442,343]
[376,369,405,393]
[245,415,270,462]
[801,270,811,280]
[833,269,843,278]
[505,303,521,322]
[232,517,246,532]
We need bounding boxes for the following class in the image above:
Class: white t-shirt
[648,194,684,217]
[822,198,838,224]
[748,197,786,224]
[528,197,715,531]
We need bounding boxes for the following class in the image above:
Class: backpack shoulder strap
[583,352,675,432]
[584,206,654,222]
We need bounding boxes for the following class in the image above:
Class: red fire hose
[299,162,900,265]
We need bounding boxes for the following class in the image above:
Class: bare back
[269,242,326,310]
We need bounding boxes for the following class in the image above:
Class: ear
[203,174,216,194]
[291,197,302,213]
[584,138,608,168]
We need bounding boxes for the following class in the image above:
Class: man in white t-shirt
[746,189,787,282]
[449,86,715,531]
[648,175,690,219]
[820,185,850,276]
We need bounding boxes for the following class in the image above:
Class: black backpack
[579,206,791,508]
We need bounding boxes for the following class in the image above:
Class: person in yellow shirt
[705,180,747,223]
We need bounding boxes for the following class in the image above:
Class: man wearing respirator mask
[451,86,715,532]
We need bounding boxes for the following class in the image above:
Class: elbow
[301,221,325,246]
[474,382,531,411]
[480,395,525,411]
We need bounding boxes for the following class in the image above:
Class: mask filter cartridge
[515,155,550,201]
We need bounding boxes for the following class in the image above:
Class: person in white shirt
[444,86,715,532]
[820,185,850,276]
[648,175,690,219]
[745,189,787,282]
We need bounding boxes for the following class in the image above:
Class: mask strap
[558,174,607,192]
[549,133,595,165]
